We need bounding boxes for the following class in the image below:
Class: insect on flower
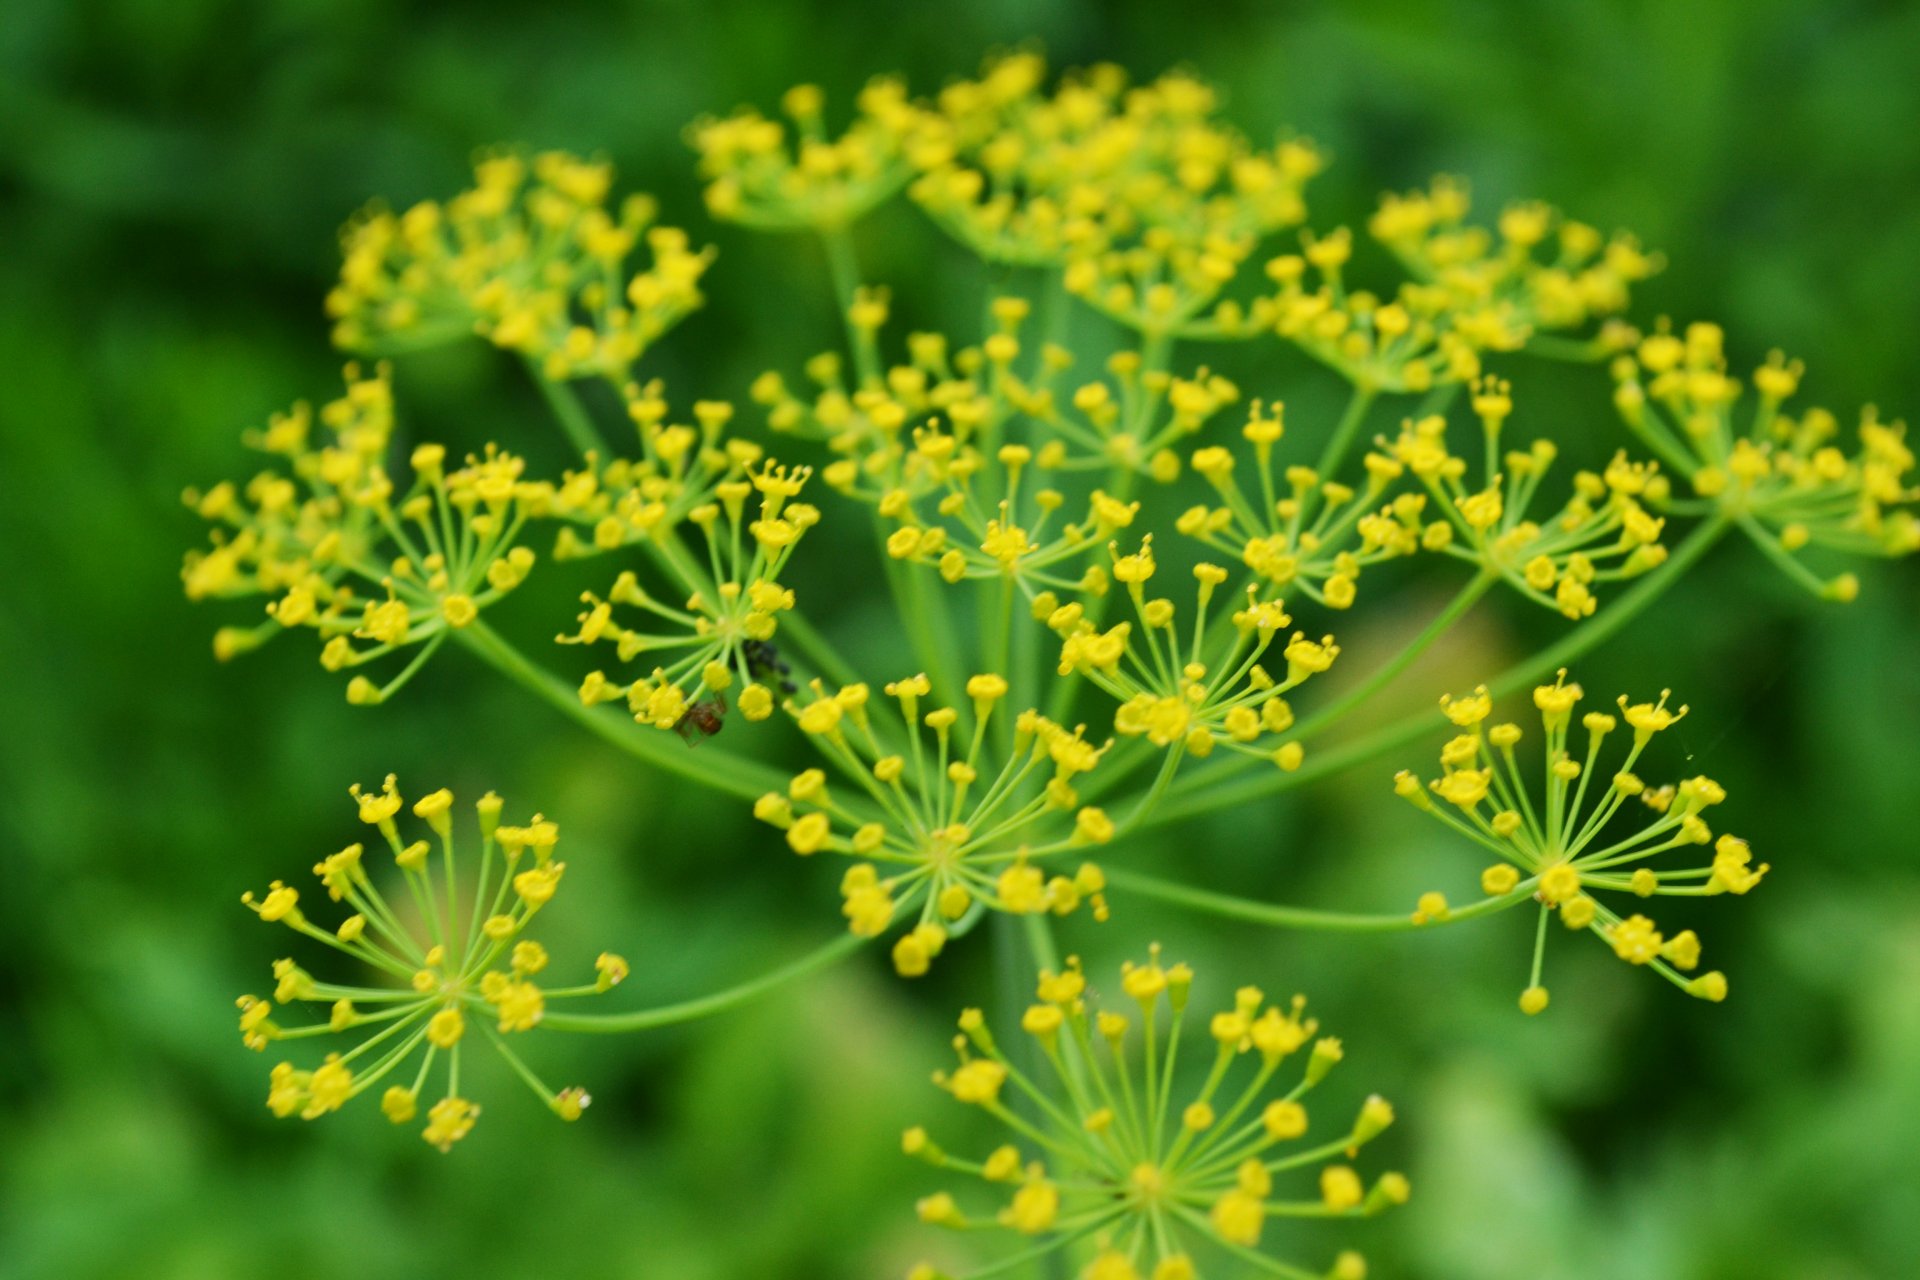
[672,693,729,744]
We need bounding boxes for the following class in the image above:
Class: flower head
[1176,400,1426,609]
[752,676,1113,974]
[913,55,1321,341]
[554,405,819,732]
[1388,384,1671,618]
[1369,176,1661,342]
[1042,537,1329,769]
[756,312,1238,558]
[1395,671,1762,1008]
[237,780,624,1149]
[689,78,945,229]
[183,365,545,701]
[329,150,713,379]
[1612,321,1918,599]
[905,951,1405,1278]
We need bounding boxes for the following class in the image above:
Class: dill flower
[1175,400,1425,609]
[904,950,1405,1279]
[752,675,1114,975]
[1394,672,1764,1010]
[1039,537,1330,769]
[1368,175,1661,342]
[546,383,768,558]
[689,78,947,230]
[1264,227,1490,395]
[1611,321,1918,598]
[328,150,713,380]
[552,394,818,732]
[754,304,1241,506]
[1388,380,1670,618]
[236,778,625,1149]
[183,364,546,701]
[912,55,1321,341]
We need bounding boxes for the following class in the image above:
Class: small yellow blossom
[1611,323,1917,597]
[182,364,546,703]
[907,952,1404,1276]
[755,675,1111,973]
[238,780,613,1149]
[1396,672,1755,1006]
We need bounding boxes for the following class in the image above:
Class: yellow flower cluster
[1612,320,1918,598]
[1252,179,1656,396]
[558,435,819,733]
[1395,672,1763,1011]
[237,779,626,1150]
[913,54,1322,342]
[689,79,947,229]
[1370,175,1660,343]
[329,150,713,380]
[195,49,1916,1176]
[182,364,543,701]
[904,951,1403,1280]
[1038,536,1330,768]
[752,674,1114,975]
[1179,400,1426,608]
[546,387,766,559]
[752,299,1242,554]
[1390,380,1671,618]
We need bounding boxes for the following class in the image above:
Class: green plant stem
[540,931,868,1032]
[526,360,611,459]
[1021,911,1063,974]
[895,553,968,712]
[1152,514,1732,824]
[1105,866,1534,932]
[819,226,880,385]
[456,618,788,802]
[1314,384,1379,477]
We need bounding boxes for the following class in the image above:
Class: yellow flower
[182,364,545,703]
[905,951,1404,1279]
[1387,383,1672,619]
[1394,671,1755,1007]
[328,150,712,379]
[1050,538,1320,766]
[915,56,1319,340]
[556,440,815,736]
[689,77,943,230]
[754,675,1111,974]
[1612,322,1917,598]
[1366,174,1659,361]
[237,780,617,1149]
[760,316,1216,582]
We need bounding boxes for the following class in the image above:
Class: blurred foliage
[2,1,1918,1277]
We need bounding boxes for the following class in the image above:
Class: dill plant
[187,51,1916,1279]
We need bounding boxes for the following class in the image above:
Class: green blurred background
[4,1,1918,1277]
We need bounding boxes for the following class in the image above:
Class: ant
[672,692,728,745]
[742,639,798,695]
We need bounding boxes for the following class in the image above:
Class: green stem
[894,555,968,714]
[540,931,869,1032]
[1106,865,1534,932]
[526,360,611,460]
[456,619,788,802]
[1021,911,1063,974]
[1314,384,1379,478]
[1151,514,1731,825]
[819,226,881,385]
